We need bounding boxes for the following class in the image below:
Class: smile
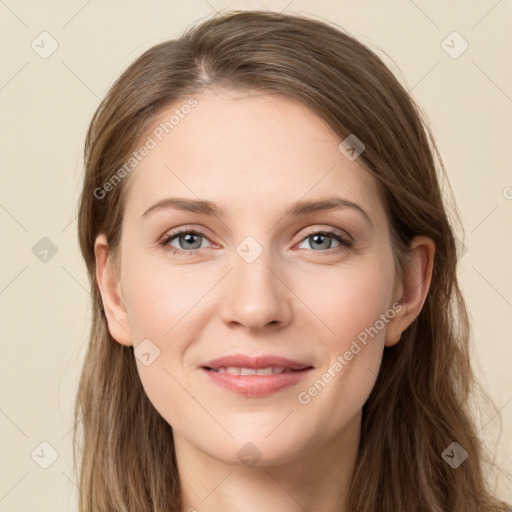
[207,366,294,375]
[200,367,313,397]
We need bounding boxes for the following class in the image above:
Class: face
[100,88,407,467]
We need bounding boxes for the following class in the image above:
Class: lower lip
[200,367,313,397]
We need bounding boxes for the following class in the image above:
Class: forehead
[122,88,385,224]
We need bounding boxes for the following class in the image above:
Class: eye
[160,229,211,255]
[296,229,352,253]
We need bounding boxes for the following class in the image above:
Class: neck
[174,412,361,512]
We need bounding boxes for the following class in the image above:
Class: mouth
[199,354,314,397]
[204,366,303,375]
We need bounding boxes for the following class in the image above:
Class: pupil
[181,233,200,249]
[312,234,330,250]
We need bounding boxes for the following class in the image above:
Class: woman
[73,10,510,512]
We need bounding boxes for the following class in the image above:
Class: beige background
[0,0,511,509]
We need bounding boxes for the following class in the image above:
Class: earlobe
[385,236,435,347]
[94,233,133,346]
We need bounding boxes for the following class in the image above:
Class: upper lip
[201,354,313,371]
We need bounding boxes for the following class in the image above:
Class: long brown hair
[74,10,510,511]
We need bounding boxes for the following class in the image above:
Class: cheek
[121,251,210,340]
[295,255,395,417]
[120,256,208,427]
[306,256,395,346]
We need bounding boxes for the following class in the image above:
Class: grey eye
[297,232,342,251]
[165,231,208,251]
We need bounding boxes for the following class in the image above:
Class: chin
[197,426,313,468]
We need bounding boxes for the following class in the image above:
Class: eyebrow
[141,196,372,226]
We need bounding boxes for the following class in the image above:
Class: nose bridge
[220,235,292,330]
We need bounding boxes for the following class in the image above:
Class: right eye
[160,229,213,255]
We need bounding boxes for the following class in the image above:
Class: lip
[202,354,312,371]
[200,354,314,398]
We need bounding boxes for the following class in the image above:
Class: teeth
[212,366,288,375]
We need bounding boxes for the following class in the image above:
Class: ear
[385,235,436,347]
[94,233,133,346]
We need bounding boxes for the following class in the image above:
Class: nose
[219,248,293,332]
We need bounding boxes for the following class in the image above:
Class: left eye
[296,230,351,251]
[160,229,352,255]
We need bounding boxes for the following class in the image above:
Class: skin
[95,88,435,512]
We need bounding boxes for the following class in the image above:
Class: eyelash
[159,227,353,256]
